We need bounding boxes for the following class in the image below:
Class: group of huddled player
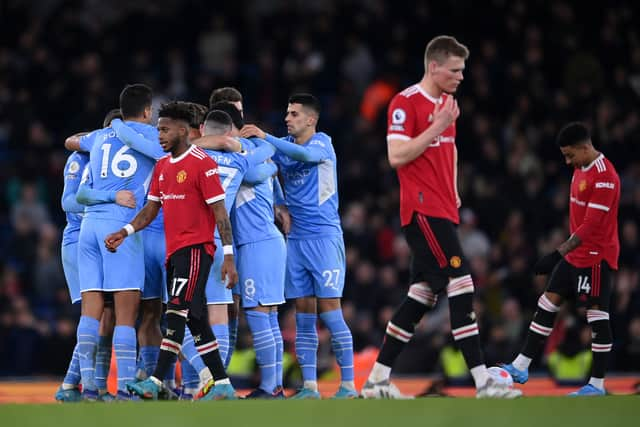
[57,85,358,401]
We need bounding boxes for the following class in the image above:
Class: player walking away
[503,122,620,396]
[360,35,520,399]
[106,101,238,400]
[241,93,357,399]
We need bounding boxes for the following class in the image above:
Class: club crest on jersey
[450,256,462,268]
[579,180,587,192]
[68,161,80,174]
[176,170,187,183]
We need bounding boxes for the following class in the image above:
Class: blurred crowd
[1,0,639,381]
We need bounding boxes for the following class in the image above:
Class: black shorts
[165,244,213,319]
[402,213,470,294]
[547,259,612,311]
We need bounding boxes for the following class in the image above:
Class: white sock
[303,380,318,392]
[512,354,532,371]
[215,378,231,385]
[341,380,356,391]
[198,368,213,384]
[589,377,604,390]
[470,365,489,388]
[368,362,392,383]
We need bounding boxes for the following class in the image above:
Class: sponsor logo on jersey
[579,180,587,192]
[450,256,462,268]
[205,168,218,177]
[595,182,615,189]
[176,170,187,183]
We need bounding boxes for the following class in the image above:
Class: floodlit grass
[1,396,637,427]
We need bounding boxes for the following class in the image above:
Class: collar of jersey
[170,144,196,163]
[414,84,442,105]
[581,153,604,172]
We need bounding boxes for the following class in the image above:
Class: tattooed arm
[557,234,582,256]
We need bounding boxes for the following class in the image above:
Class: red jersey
[148,145,225,259]
[565,154,620,269]
[387,84,458,226]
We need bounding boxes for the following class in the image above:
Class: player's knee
[407,282,437,308]
[446,275,474,298]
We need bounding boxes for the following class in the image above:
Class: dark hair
[209,87,243,109]
[556,122,591,147]
[288,93,321,116]
[203,110,233,135]
[119,84,152,118]
[188,102,208,129]
[103,108,123,128]
[158,101,193,124]
[424,35,469,66]
[210,101,244,129]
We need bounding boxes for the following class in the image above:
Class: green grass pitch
[1,396,637,427]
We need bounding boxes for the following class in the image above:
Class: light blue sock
[269,311,284,387]
[180,360,201,392]
[320,309,354,382]
[95,335,112,391]
[226,316,238,368]
[295,313,318,383]
[211,324,229,367]
[246,310,276,393]
[77,316,100,392]
[62,343,81,388]
[140,346,160,378]
[113,326,137,392]
[164,359,177,386]
[182,327,208,375]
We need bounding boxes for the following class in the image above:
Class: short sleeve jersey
[387,84,458,226]
[566,154,620,269]
[148,145,225,259]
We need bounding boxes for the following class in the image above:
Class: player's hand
[533,250,562,275]
[104,230,127,253]
[240,124,266,139]
[221,256,239,289]
[275,205,291,235]
[456,193,462,208]
[115,190,136,208]
[432,96,460,134]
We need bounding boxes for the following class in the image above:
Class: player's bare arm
[557,233,582,256]
[104,200,160,252]
[64,132,90,151]
[387,96,459,168]
[211,200,239,288]
[239,124,266,139]
[192,135,242,152]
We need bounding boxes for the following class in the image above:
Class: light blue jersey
[61,152,90,304]
[203,139,276,304]
[269,132,342,239]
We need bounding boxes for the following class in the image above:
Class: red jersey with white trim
[148,145,225,259]
[566,153,620,269]
[387,84,458,226]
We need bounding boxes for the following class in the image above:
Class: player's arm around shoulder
[387,96,459,168]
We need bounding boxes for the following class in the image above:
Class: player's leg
[504,262,569,384]
[269,307,285,396]
[227,293,241,367]
[56,241,82,402]
[362,214,437,399]
[76,221,105,400]
[311,236,356,399]
[238,238,285,398]
[569,261,613,396]
[95,301,115,400]
[285,239,321,399]
[206,241,232,364]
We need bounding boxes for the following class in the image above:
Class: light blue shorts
[205,239,233,305]
[237,236,286,308]
[78,218,144,293]
[285,236,346,299]
[61,242,80,304]
[142,229,167,302]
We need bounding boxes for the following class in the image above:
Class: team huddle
[56,35,620,402]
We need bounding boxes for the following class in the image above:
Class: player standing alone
[503,122,620,396]
[361,35,520,398]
